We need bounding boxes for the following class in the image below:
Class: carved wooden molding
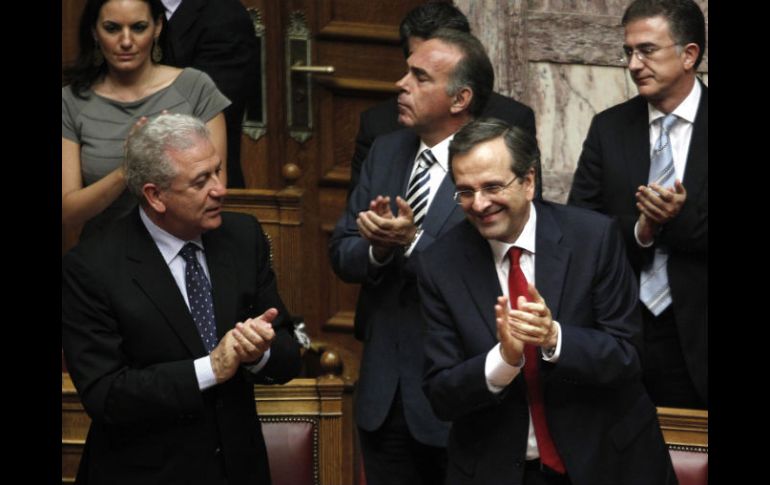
[325,310,355,331]
[318,20,399,43]
[656,406,708,448]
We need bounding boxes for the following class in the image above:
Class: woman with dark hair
[62,0,230,241]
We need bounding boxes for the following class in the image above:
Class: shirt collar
[160,0,183,20]
[488,202,537,266]
[647,78,702,126]
[139,207,203,265]
[417,133,453,173]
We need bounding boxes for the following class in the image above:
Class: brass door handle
[291,64,335,74]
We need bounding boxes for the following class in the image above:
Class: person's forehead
[410,39,462,68]
[624,15,674,40]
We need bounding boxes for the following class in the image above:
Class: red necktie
[507,247,566,474]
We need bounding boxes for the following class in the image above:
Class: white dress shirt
[140,208,269,391]
[482,203,564,460]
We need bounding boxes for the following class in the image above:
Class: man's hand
[636,180,687,226]
[508,284,558,350]
[496,296,525,366]
[210,308,278,383]
[356,195,418,260]
[232,308,278,363]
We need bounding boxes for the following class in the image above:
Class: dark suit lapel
[125,212,207,357]
[682,83,708,192]
[459,223,502,341]
[624,97,653,190]
[422,174,464,237]
[201,231,238,341]
[533,202,570,320]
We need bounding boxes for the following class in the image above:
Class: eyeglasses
[453,176,518,205]
[620,43,679,64]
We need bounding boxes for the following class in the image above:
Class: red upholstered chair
[261,417,318,485]
[669,445,708,485]
[657,407,708,485]
[255,376,345,485]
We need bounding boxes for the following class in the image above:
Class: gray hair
[449,117,540,179]
[124,113,210,200]
[427,28,494,118]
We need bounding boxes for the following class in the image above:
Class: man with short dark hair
[418,118,676,485]
[349,1,537,199]
[568,0,707,409]
[330,29,494,485]
[63,113,301,484]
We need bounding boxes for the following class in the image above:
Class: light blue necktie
[406,149,437,228]
[180,243,219,352]
[640,114,678,316]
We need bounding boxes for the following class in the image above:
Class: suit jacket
[416,202,676,485]
[349,92,539,198]
[568,82,708,404]
[161,0,260,188]
[329,128,466,447]
[62,211,302,485]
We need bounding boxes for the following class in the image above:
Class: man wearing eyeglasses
[569,0,707,410]
[329,29,494,485]
[417,118,675,485]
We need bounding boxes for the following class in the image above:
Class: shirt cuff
[541,321,563,362]
[368,245,394,267]
[485,343,524,394]
[243,348,271,375]
[195,356,218,391]
[634,220,655,248]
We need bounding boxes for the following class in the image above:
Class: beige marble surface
[453,1,708,203]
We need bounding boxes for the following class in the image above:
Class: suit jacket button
[214,447,221,456]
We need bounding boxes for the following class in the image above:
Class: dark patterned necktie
[179,243,218,352]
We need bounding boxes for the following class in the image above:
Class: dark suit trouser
[358,388,447,485]
[641,306,704,408]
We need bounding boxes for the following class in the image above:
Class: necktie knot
[660,113,677,133]
[419,149,437,169]
[180,242,200,263]
[507,246,523,268]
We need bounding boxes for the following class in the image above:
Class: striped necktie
[640,113,678,316]
[406,149,437,228]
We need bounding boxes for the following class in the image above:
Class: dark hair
[427,28,493,119]
[399,1,470,58]
[62,0,165,97]
[622,0,706,69]
[449,117,540,180]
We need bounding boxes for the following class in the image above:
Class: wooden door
[238,0,425,384]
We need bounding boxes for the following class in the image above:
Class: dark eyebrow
[410,66,430,79]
